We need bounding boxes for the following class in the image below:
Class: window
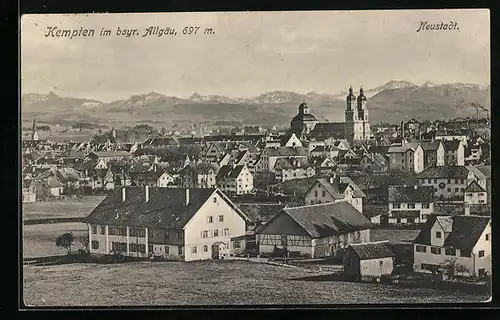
[379,260,383,266]
[428,179,432,184]
[213,229,219,237]
[422,203,430,209]
[233,241,240,249]
[447,179,451,184]
[130,228,146,238]
[460,250,471,258]
[100,226,105,235]
[447,188,451,192]
[92,226,97,234]
[486,234,490,241]
[434,179,438,183]
[202,231,209,238]
[224,228,229,236]
[203,245,208,252]
[219,215,224,222]
[416,245,426,253]
[91,240,99,249]
[408,203,415,209]
[192,246,197,254]
[436,231,442,239]
[207,216,213,223]
[454,188,459,192]
[148,244,153,253]
[431,247,441,255]
[461,179,464,184]
[177,232,183,240]
[213,197,217,203]
[178,246,183,255]
[445,247,456,256]
[479,250,485,258]
[165,246,169,254]
[129,243,137,252]
[393,203,401,209]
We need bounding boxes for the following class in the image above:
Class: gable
[257,211,311,237]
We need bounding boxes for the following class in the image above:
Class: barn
[343,241,395,281]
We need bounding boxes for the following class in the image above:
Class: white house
[157,171,176,188]
[255,202,372,259]
[444,140,465,166]
[343,241,395,281]
[216,164,254,196]
[304,177,366,213]
[463,180,488,205]
[273,157,315,182]
[417,165,487,201]
[280,133,303,148]
[413,215,491,277]
[387,141,425,173]
[85,186,251,262]
[258,146,308,173]
[387,185,435,224]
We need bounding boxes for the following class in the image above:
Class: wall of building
[413,245,474,275]
[89,224,149,258]
[419,178,468,199]
[360,257,394,277]
[304,182,338,205]
[464,192,488,204]
[472,222,492,275]
[183,190,246,262]
[313,229,370,258]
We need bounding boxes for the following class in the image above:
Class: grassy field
[23,223,88,259]
[22,260,489,306]
[22,196,105,221]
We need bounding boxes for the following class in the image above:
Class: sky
[21,9,490,102]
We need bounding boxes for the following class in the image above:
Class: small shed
[343,241,395,281]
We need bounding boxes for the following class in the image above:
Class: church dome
[291,113,317,123]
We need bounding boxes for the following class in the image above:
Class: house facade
[216,164,254,196]
[444,140,465,166]
[85,187,251,262]
[304,177,365,213]
[343,241,395,281]
[255,202,372,259]
[417,166,486,201]
[387,142,425,174]
[387,185,435,224]
[413,215,491,277]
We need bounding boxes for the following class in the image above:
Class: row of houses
[83,185,491,280]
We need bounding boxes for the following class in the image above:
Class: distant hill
[21,80,490,126]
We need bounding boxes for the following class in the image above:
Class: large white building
[85,186,251,262]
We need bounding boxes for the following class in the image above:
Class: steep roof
[444,140,461,151]
[90,151,131,158]
[309,123,346,139]
[416,166,470,179]
[349,241,395,260]
[216,165,247,180]
[419,141,442,151]
[388,186,434,203]
[143,137,179,146]
[464,180,486,193]
[443,215,490,252]
[466,166,488,180]
[264,146,308,157]
[436,216,454,233]
[339,177,366,198]
[84,187,250,228]
[413,215,438,245]
[475,165,491,179]
[279,202,372,238]
[312,178,344,200]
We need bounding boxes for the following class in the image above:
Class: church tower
[356,87,371,140]
[345,86,371,143]
[345,86,358,143]
[31,119,39,141]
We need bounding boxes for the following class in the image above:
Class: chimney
[145,185,150,202]
[122,187,126,202]
[185,188,190,205]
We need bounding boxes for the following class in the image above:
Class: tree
[440,257,469,279]
[78,234,90,254]
[56,232,75,255]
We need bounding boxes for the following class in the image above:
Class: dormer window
[436,231,442,239]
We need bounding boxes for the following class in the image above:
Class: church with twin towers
[289,86,372,143]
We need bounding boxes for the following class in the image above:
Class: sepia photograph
[20,9,491,306]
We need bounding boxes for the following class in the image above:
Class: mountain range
[21,80,490,127]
